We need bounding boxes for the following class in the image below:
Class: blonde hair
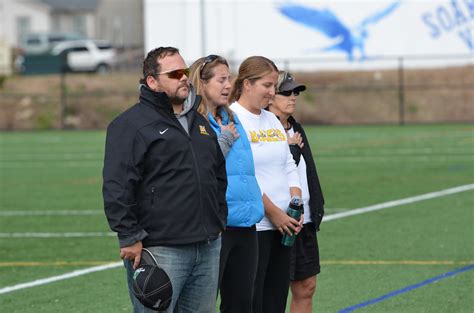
[189,55,233,122]
[229,56,278,102]
[276,70,288,93]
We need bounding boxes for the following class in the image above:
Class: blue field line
[338,264,474,312]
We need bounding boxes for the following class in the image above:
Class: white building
[0,0,50,48]
[96,0,144,49]
[41,0,98,39]
[143,0,474,70]
[0,0,50,74]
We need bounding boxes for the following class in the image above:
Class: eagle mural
[278,1,402,60]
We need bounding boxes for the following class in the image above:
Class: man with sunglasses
[103,47,227,312]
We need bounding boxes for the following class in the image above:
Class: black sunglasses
[200,55,219,78]
[277,90,300,97]
[157,68,190,80]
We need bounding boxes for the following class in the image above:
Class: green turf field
[1,124,473,312]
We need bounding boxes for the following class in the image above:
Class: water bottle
[281,196,303,247]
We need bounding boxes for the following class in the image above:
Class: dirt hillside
[0,66,472,130]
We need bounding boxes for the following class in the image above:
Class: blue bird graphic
[278,1,401,60]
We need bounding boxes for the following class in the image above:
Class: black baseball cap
[132,248,173,310]
[277,71,306,93]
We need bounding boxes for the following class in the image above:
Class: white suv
[51,40,117,73]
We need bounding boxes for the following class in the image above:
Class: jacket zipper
[151,186,155,207]
[189,138,210,242]
[172,104,210,242]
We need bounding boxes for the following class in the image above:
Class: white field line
[0,163,100,169]
[0,232,115,238]
[1,208,349,217]
[0,262,122,295]
[0,210,102,216]
[0,153,102,160]
[323,183,474,222]
[1,183,473,295]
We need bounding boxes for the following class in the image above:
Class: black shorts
[290,222,321,281]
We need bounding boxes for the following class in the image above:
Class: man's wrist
[118,229,148,248]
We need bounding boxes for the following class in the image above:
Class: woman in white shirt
[267,71,325,313]
[229,56,302,313]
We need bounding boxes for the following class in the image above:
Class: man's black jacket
[103,86,227,248]
[288,116,325,230]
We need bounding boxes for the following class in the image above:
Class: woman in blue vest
[189,55,264,313]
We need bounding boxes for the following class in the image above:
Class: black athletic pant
[218,225,258,313]
[253,230,291,313]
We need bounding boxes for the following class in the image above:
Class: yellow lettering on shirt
[248,129,286,143]
[274,129,286,141]
[250,131,259,142]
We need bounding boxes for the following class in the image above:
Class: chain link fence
[0,54,473,130]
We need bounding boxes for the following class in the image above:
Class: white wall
[0,40,11,74]
[144,0,474,70]
[51,12,96,39]
[96,0,144,48]
[0,0,50,47]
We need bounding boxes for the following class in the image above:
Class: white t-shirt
[231,102,301,231]
[287,127,312,224]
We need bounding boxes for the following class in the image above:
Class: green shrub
[0,75,7,89]
[303,91,315,104]
[408,103,418,113]
[34,112,55,129]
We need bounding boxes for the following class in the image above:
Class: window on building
[52,16,61,32]
[73,15,87,37]
[17,16,31,44]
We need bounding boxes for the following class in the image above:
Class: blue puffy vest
[208,109,264,227]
